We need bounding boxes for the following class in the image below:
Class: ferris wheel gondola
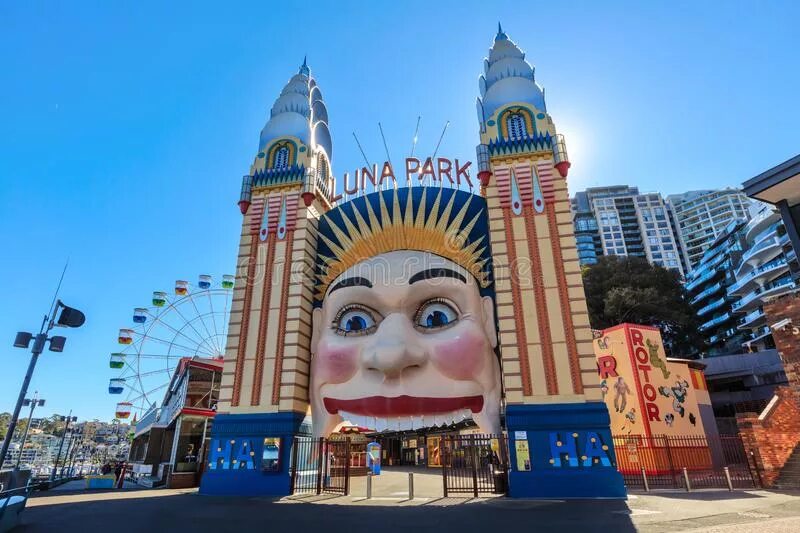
[107,274,233,419]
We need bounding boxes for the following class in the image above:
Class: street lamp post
[50,411,77,482]
[14,392,46,469]
[0,297,85,471]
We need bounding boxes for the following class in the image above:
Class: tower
[201,59,334,496]
[476,26,625,497]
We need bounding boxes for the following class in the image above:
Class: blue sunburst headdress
[314,187,494,301]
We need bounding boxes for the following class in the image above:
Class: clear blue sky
[2,1,799,422]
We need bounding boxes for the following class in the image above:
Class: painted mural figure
[613,376,631,413]
[658,378,690,417]
[309,188,502,439]
[646,338,670,380]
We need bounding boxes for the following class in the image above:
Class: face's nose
[361,313,427,380]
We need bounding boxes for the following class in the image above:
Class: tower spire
[299,55,309,76]
[495,22,507,41]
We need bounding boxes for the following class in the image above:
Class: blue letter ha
[582,432,612,467]
[208,439,232,470]
[549,432,578,468]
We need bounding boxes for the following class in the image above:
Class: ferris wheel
[108,274,234,420]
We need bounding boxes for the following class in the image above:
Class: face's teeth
[340,411,366,429]
[371,417,385,432]
[398,416,413,431]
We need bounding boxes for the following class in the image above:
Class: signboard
[332,157,474,202]
[515,440,531,471]
[366,441,381,475]
[514,431,528,440]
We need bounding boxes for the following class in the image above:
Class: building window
[507,113,526,141]
[317,154,329,182]
[273,146,289,170]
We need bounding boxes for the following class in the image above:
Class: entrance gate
[441,434,508,497]
[290,437,351,495]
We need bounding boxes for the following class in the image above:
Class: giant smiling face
[310,250,502,439]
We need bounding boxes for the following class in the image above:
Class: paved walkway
[18,481,800,532]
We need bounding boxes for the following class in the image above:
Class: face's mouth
[323,395,484,417]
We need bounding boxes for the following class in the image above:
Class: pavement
[15,468,800,532]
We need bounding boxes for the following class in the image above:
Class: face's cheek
[314,335,360,384]
[428,324,490,382]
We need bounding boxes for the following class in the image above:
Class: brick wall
[736,293,800,487]
[738,388,800,486]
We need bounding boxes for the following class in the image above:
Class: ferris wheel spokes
[107,274,233,420]
[141,309,219,357]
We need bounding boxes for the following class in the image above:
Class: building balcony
[736,234,783,277]
[690,281,724,305]
[744,208,780,243]
[743,325,773,345]
[700,312,734,332]
[697,297,727,317]
[732,278,797,314]
[727,257,789,296]
[737,308,766,330]
[686,263,725,292]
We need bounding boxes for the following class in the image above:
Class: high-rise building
[743,153,800,286]
[685,219,748,355]
[666,189,754,269]
[685,203,798,355]
[571,191,602,265]
[570,186,685,275]
[729,203,798,351]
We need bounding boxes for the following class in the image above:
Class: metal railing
[690,282,724,306]
[290,437,351,496]
[728,257,788,295]
[441,434,508,497]
[738,308,764,328]
[612,434,758,491]
[698,297,727,317]
[700,312,732,331]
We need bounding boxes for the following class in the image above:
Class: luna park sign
[331,157,473,202]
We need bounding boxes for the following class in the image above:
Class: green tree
[581,255,704,356]
[0,412,10,440]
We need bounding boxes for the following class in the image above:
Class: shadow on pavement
[20,492,637,533]
[637,490,765,501]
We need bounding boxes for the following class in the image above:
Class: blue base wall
[505,402,627,499]
[199,411,305,497]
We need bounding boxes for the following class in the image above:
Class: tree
[0,412,10,440]
[581,255,704,357]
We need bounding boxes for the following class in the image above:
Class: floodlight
[49,336,66,352]
[14,332,33,348]
[55,302,85,328]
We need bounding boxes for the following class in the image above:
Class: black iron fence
[612,434,759,490]
[289,437,351,495]
[441,434,508,497]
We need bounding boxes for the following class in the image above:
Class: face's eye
[333,305,379,336]
[415,299,459,332]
